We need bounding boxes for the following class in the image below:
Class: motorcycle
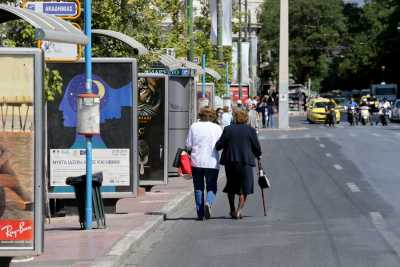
[360,106,370,125]
[347,107,356,126]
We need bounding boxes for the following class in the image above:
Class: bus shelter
[0,4,87,258]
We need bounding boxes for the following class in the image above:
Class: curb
[91,191,193,267]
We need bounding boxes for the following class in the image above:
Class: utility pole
[238,0,242,100]
[84,0,93,230]
[217,0,223,61]
[187,0,194,61]
[278,0,289,129]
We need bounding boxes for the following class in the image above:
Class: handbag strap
[257,158,263,172]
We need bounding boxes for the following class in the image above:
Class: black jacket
[216,124,262,166]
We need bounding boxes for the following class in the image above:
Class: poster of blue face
[138,74,168,185]
[47,59,138,197]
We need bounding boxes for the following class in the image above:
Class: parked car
[390,99,400,122]
[307,98,341,124]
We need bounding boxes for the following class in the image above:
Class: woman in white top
[186,108,223,220]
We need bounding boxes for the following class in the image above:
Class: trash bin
[65,172,106,229]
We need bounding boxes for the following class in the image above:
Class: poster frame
[47,58,138,199]
[195,82,215,117]
[137,73,169,186]
[0,48,44,256]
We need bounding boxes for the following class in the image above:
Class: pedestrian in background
[186,108,223,220]
[248,104,259,131]
[216,109,262,219]
[221,106,232,128]
[256,97,267,128]
[266,96,274,128]
[215,108,223,126]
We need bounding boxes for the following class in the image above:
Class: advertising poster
[196,83,215,114]
[0,49,43,255]
[230,84,249,102]
[47,59,137,197]
[138,74,168,185]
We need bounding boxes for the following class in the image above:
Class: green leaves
[44,67,63,102]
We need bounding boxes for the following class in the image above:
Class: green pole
[217,0,223,61]
[187,0,194,61]
[238,0,242,100]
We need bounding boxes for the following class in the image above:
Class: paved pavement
[10,177,194,267]
[123,117,400,267]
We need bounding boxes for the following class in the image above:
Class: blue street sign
[26,1,80,18]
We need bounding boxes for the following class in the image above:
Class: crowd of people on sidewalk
[185,99,265,220]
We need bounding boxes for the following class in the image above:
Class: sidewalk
[11,177,194,267]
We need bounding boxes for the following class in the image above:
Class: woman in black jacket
[216,109,262,219]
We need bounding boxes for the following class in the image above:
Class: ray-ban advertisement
[0,48,44,256]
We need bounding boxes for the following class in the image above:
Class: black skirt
[223,163,254,195]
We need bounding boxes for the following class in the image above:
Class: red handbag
[179,151,192,175]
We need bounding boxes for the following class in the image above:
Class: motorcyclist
[359,99,370,125]
[347,98,358,126]
[378,98,391,126]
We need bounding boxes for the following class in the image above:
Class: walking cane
[257,158,267,216]
[261,188,267,216]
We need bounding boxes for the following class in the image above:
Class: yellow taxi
[307,97,341,123]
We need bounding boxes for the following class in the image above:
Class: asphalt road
[123,117,400,267]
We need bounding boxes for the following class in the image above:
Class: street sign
[25,1,81,19]
[39,41,80,62]
[193,57,199,65]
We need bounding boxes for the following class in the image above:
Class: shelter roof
[0,4,87,44]
[92,29,148,56]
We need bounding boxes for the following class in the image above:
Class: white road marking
[372,133,381,137]
[258,135,266,140]
[325,153,332,158]
[315,137,320,142]
[349,133,357,137]
[319,144,326,148]
[333,164,343,170]
[304,134,311,138]
[346,182,360,192]
[370,212,400,258]
[279,135,288,139]
[326,133,333,138]
[319,125,324,129]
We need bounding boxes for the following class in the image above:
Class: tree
[259,0,346,91]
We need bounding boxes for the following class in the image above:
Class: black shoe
[204,204,211,220]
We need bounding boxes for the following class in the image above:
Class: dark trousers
[192,167,219,218]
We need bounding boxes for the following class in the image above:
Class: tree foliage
[259,0,400,92]
[259,0,345,91]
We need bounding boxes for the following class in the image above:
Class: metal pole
[244,0,248,41]
[278,0,289,129]
[248,9,253,97]
[187,0,194,61]
[217,0,223,60]
[202,54,206,98]
[238,0,242,100]
[84,0,93,230]
[226,63,230,97]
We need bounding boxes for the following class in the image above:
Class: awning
[159,54,183,70]
[157,54,221,80]
[0,4,88,44]
[178,59,222,80]
[92,29,148,56]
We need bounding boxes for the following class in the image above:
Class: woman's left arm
[215,127,228,151]
[249,127,262,158]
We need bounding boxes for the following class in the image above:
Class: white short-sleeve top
[186,121,223,169]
